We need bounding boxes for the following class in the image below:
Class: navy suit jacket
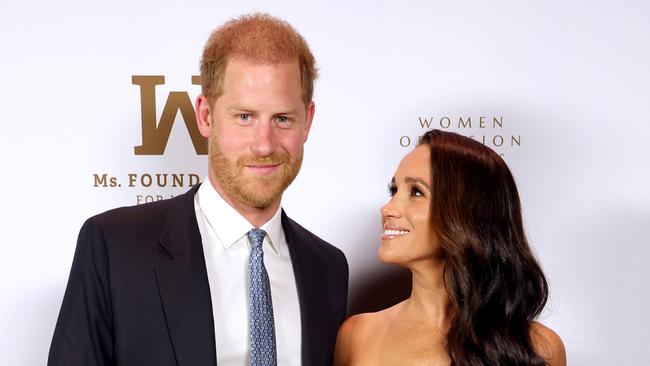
[48,185,348,366]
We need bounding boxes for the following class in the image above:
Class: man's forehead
[220,58,301,89]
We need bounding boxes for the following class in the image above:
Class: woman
[335,130,566,366]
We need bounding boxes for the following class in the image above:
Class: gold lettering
[172,174,185,187]
[141,174,152,187]
[94,174,108,187]
[493,135,504,147]
[132,75,207,155]
[400,136,411,147]
[136,195,165,205]
[156,174,168,187]
[418,117,433,128]
[511,135,521,146]
[189,174,201,186]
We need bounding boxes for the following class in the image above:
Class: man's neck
[207,174,281,228]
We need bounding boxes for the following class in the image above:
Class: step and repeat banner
[1,1,649,365]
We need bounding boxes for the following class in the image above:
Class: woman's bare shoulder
[341,301,404,335]
[334,303,404,366]
[334,313,372,365]
[530,322,567,366]
[337,310,387,342]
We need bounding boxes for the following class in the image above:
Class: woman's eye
[387,183,397,197]
[410,186,423,197]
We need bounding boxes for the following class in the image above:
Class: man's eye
[238,114,250,121]
[277,116,289,123]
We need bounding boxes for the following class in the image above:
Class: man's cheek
[218,141,246,157]
[282,137,305,155]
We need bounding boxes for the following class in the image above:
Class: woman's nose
[380,198,401,219]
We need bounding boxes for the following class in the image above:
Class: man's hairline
[204,55,311,108]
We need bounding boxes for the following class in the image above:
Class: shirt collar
[260,203,283,255]
[196,177,283,254]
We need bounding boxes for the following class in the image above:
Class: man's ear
[303,101,315,143]
[195,94,213,138]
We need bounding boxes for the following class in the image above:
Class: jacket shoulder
[82,189,194,245]
[88,198,170,229]
[283,213,347,264]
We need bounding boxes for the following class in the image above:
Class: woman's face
[379,144,442,266]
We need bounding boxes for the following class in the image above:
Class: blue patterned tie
[247,228,277,366]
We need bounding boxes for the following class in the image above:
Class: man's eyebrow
[405,177,431,191]
[226,107,300,115]
[274,109,299,115]
[227,106,255,113]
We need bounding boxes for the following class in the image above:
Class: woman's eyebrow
[405,177,431,191]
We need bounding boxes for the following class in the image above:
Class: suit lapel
[155,185,217,366]
[282,211,329,366]
[153,192,330,366]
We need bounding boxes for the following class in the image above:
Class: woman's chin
[377,243,406,265]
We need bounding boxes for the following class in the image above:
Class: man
[48,14,348,366]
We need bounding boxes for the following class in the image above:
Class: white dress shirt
[194,178,302,366]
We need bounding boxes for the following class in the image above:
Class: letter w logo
[132,75,207,155]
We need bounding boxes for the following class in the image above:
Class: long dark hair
[419,130,549,366]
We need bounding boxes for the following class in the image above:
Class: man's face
[206,57,314,209]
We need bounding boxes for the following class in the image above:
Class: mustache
[237,152,289,166]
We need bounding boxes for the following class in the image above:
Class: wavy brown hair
[419,129,549,366]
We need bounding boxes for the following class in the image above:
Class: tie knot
[247,228,267,249]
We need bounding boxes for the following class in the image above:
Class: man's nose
[250,120,277,157]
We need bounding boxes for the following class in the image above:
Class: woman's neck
[405,261,451,329]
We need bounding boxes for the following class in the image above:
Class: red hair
[200,13,318,106]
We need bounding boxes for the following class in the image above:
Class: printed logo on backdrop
[93,76,205,204]
[399,116,521,156]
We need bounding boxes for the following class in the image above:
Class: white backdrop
[1,1,649,365]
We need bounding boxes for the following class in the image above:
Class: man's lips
[245,163,282,174]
